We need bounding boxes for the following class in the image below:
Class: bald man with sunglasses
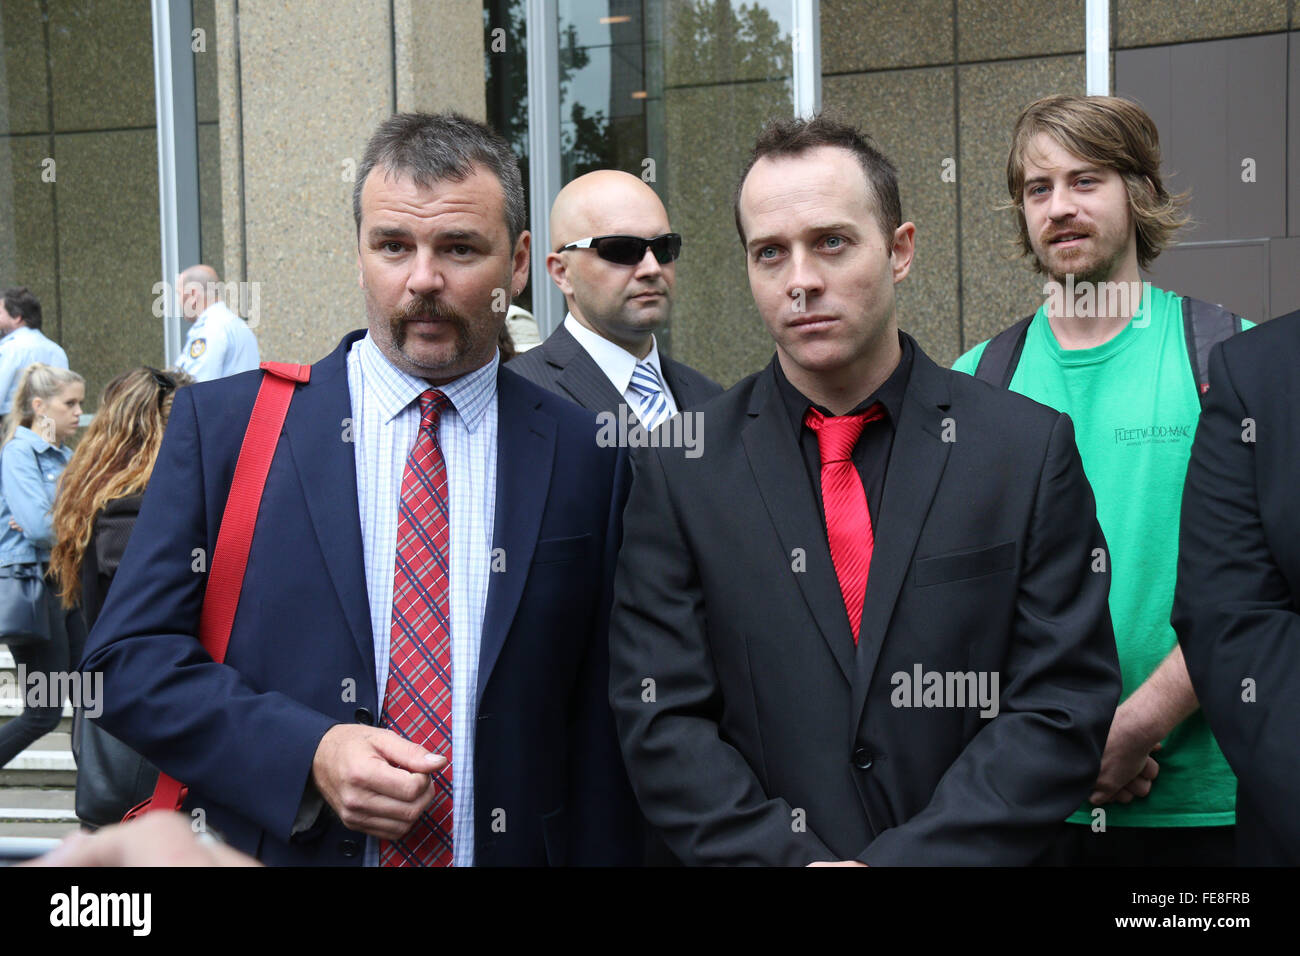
[507,171,722,423]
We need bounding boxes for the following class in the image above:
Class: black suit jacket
[1173,310,1300,866]
[506,322,723,413]
[609,335,1121,865]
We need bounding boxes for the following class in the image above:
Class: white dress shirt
[347,333,499,867]
[563,313,679,418]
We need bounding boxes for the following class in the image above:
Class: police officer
[174,264,260,382]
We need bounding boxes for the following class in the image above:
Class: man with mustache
[82,112,642,866]
[508,171,721,423]
[953,95,1248,865]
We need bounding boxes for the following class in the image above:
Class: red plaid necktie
[805,404,885,646]
[380,389,454,866]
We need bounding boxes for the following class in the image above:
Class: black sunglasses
[558,233,682,266]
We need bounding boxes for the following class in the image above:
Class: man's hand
[310,724,447,840]
[1089,703,1163,805]
[8,518,21,532]
[25,812,260,867]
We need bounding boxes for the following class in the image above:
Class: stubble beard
[1040,238,1127,288]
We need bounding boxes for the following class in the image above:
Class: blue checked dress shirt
[347,333,499,867]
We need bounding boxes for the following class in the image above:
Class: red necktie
[805,404,885,646]
[380,389,454,866]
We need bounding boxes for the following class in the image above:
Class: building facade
[3,0,1298,403]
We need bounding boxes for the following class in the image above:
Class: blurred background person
[174,264,260,381]
[505,303,541,353]
[50,366,191,826]
[0,363,84,768]
[0,288,69,415]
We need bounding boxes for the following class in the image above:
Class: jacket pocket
[913,541,1016,587]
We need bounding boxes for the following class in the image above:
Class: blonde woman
[0,362,84,767]
[49,366,191,825]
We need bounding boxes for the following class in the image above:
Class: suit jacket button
[354,707,373,725]
[852,748,873,770]
[340,839,361,857]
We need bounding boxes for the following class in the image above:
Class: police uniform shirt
[176,300,261,382]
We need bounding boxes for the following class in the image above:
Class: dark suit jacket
[506,321,723,413]
[82,330,641,865]
[609,334,1121,865]
[1173,310,1300,866]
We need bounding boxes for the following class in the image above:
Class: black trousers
[0,580,85,768]
[1039,820,1236,867]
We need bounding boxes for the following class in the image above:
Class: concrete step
[19,731,72,753]
[5,748,75,769]
[0,806,79,823]
[0,738,77,787]
[0,788,75,810]
[0,769,76,788]
[0,820,79,840]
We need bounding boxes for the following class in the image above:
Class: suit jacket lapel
[545,324,628,413]
[477,368,556,703]
[283,330,376,690]
[742,363,856,682]
[659,357,690,410]
[850,345,953,734]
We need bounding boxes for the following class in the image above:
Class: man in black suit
[507,170,721,419]
[1173,310,1300,866]
[609,115,1122,865]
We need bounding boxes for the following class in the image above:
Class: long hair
[50,367,190,607]
[2,363,84,447]
[1005,95,1190,271]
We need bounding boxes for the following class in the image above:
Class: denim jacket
[0,426,73,567]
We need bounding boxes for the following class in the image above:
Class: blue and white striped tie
[629,360,671,431]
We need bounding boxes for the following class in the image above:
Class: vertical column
[1086,0,1110,95]
[525,0,562,337]
[151,0,201,365]
[792,0,821,118]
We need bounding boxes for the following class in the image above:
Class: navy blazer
[82,330,642,865]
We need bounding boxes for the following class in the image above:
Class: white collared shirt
[347,332,499,867]
[563,313,679,418]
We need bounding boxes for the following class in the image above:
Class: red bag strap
[131,361,310,819]
[198,361,308,664]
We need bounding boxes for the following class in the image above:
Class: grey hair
[351,112,527,247]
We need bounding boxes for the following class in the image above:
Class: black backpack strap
[972,314,1035,389]
[1182,297,1244,406]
